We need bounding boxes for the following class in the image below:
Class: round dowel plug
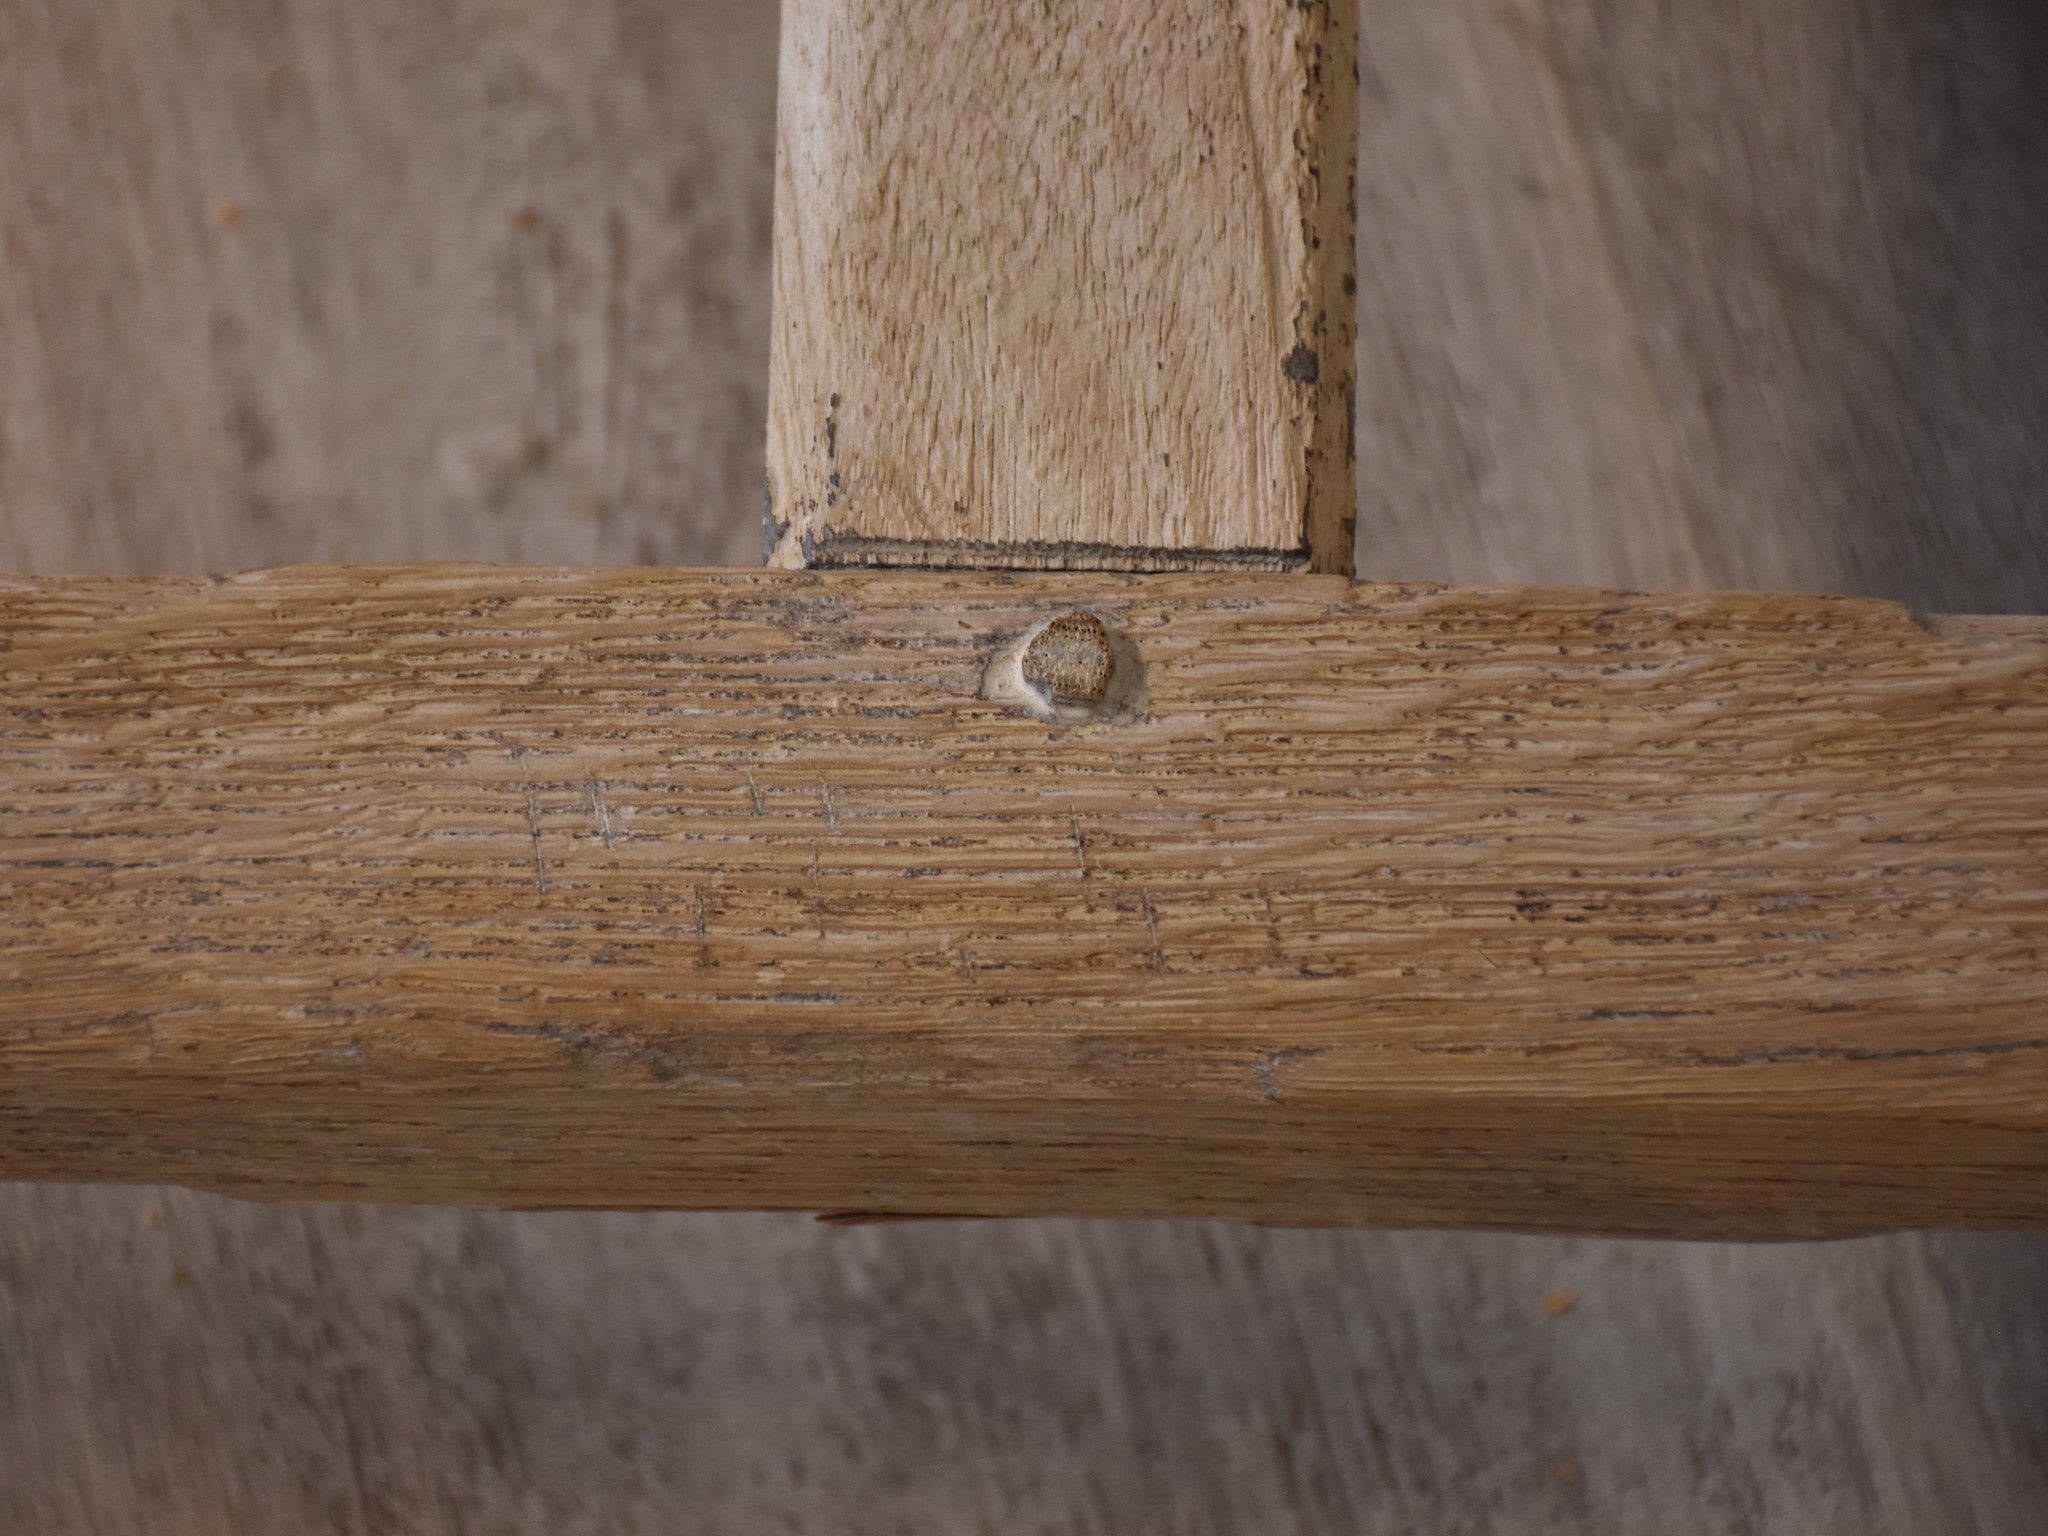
[1021,612,1115,708]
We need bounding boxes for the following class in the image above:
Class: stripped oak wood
[3,564,2045,1236]
[9,2,2048,1528]
[764,0,1358,574]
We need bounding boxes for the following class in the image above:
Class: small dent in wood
[1251,1046,1326,1103]
[983,611,1144,722]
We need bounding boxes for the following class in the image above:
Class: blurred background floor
[2,1,2045,1530]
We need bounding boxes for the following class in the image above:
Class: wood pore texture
[4,0,2048,1532]
[6,568,2047,1234]
[764,0,1358,574]
[0,0,778,575]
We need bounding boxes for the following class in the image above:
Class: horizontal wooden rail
[3,565,2046,1236]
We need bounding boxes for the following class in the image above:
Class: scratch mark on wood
[586,779,619,849]
[809,841,826,941]
[1252,1046,1326,1103]
[511,745,547,896]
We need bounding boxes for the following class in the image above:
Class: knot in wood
[1022,612,1115,707]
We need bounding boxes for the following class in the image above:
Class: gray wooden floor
[3,2,2045,1530]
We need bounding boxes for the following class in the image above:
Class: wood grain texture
[5,565,2046,1235]
[764,0,1357,573]
[6,1193,2045,1536]
[7,0,2048,1530]
[0,0,777,576]
[1354,0,2048,612]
